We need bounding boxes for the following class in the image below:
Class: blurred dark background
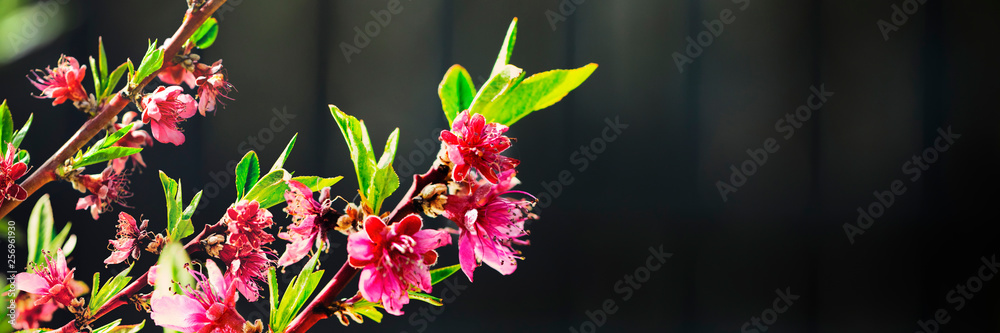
[2,0,999,332]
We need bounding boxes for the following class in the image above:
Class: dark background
[2,0,999,332]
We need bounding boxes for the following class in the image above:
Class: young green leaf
[132,39,163,86]
[92,319,145,333]
[90,55,102,100]
[438,65,476,125]
[242,169,291,209]
[267,267,279,315]
[490,17,518,78]
[11,113,33,149]
[72,147,142,169]
[366,129,400,213]
[352,303,383,323]
[1,100,13,149]
[477,63,598,126]
[408,291,443,306]
[290,176,342,191]
[270,133,297,172]
[468,64,525,117]
[89,264,134,313]
[330,105,377,202]
[271,254,325,332]
[235,151,260,200]
[27,194,54,266]
[159,171,193,241]
[189,17,219,49]
[103,62,128,98]
[98,37,109,82]
[429,264,462,285]
[180,190,203,223]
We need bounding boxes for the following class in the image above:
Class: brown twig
[0,0,228,219]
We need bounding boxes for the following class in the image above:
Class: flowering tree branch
[0,0,228,219]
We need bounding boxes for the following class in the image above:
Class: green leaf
[92,319,145,333]
[90,56,101,100]
[189,17,219,49]
[290,176,342,191]
[132,39,163,86]
[490,17,518,78]
[330,106,377,202]
[62,234,77,255]
[27,195,54,266]
[468,64,525,117]
[272,254,324,332]
[154,242,193,299]
[49,222,72,254]
[73,147,142,169]
[15,149,29,166]
[408,291,443,306]
[1,99,13,148]
[368,165,398,214]
[159,171,192,241]
[270,133,297,172]
[353,304,383,323]
[89,264,134,313]
[475,63,598,127]
[242,169,291,209]
[438,65,476,124]
[103,63,128,99]
[181,190,203,223]
[99,37,109,83]
[267,267,279,315]
[366,129,400,213]
[429,264,462,285]
[11,113,33,149]
[235,151,260,200]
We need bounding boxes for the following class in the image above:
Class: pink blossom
[150,260,246,333]
[0,143,27,207]
[277,180,334,267]
[347,214,451,315]
[218,245,273,302]
[28,55,88,106]
[111,111,153,173]
[11,292,58,329]
[157,62,197,89]
[443,170,533,281]
[75,166,132,220]
[223,200,275,253]
[195,60,235,116]
[140,85,197,146]
[439,110,519,184]
[15,249,84,307]
[105,212,150,265]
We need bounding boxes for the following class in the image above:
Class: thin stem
[284,160,451,333]
[0,0,228,219]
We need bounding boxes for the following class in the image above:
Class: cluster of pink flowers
[150,260,247,333]
[14,250,89,329]
[217,200,276,302]
[439,110,535,281]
